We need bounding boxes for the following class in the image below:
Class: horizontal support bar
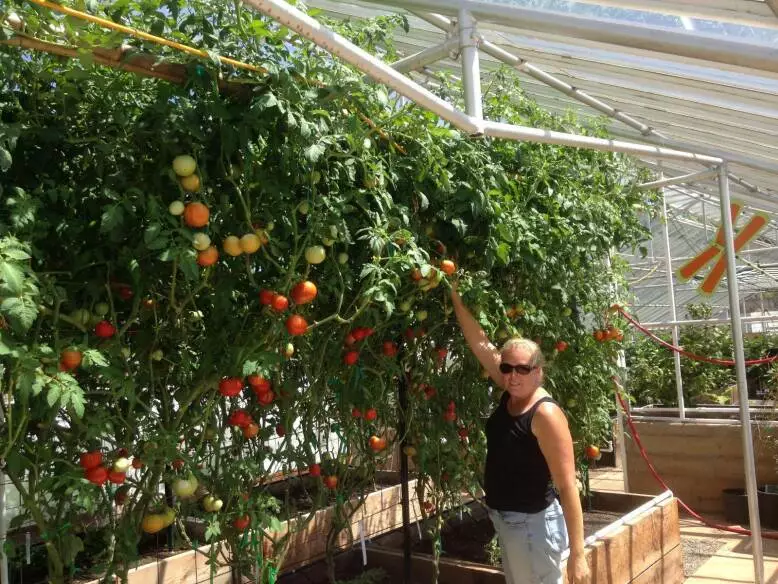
[638,168,720,190]
[638,314,778,328]
[390,37,459,73]
[480,120,722,164]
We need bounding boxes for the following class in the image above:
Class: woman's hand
[569,549,589,583]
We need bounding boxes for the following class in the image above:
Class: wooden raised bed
[363,490,682,584]
[76,471,418,584]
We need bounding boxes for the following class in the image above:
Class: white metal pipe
[718,164,764,584]
[661,186,685,419]
[361,0,778,76]
[633,407,778,415]
[243,0,484,135]
[244,0,724,165]
[390,37,459,74]
[408,10,454,31]
[458,9,483,119]
[480,121,722,164]
[638,169,719,190]
[625,415,775,426]
[476,37,653,135]
[639,314,778,328]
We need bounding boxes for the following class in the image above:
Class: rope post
[398,369,411,584]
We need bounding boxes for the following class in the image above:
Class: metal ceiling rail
[360,0,778,76]
[638,169,722,190]
[402,11,778,181]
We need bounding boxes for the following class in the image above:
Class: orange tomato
[197,246,219,267]
[183,202,209,228]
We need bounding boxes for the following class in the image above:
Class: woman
[451,282,588,584]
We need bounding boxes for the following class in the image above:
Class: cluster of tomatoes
[592,325,623,342]
[78,448,142,490]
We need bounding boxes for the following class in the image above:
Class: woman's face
[500,345,543,399]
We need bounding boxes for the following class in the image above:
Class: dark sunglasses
[499,362,536,375]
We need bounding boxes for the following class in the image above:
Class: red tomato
[218,377,243,397]
[248,375,271,394]
[132,458,144,469]
[343,333,356,347]
[309,463,321,478]
[232,515,251,531]
[259,289,276,306]
[556,341,569,352]
[108,471,126,485]
[94,320,116,338]
[60,349,82,371]
[382,341,398,357]
[228,409,252,428]
[364,408,377,421]
[79,450,102,470]
[275,423,286,437]
[258,390,275,406]
[291,280,317,305]
[458,427,469,439]
[351,407,362,419]
[117,285,134,301]
[285,314,308,336]
[243,423,260,439]
[323,475,338,490]
[172,458,185,471]
[368,435,387,452]
[272,294,289,312]
[443,410,457,422]
[343,351,359,366]
[585,445,601,461]
[85,466,109,485]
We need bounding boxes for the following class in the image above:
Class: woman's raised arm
[451,282,503,385]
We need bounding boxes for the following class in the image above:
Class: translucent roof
[311,0,778,324]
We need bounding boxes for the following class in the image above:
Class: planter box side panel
[624,420,778,513]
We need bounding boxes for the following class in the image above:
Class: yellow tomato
[180,174,200,192]
[223,236,242,257]
[239,233,261,254]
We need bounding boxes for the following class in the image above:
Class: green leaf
[178,251,200,282]
[0,339,13,356]
[47,384,62,407]
[100,204,124,233]
[205,517,221,542]
[0,147,11,172]
[81,349,108,368]
[3,248,30,261]
[256,92,278,110]
[304,143,326,163]
[69,391,86,418]
[0,261,23,294]
[495,243,510,265]
[1,297,38,331]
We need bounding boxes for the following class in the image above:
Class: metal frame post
[660,183,685,418]
[718,163,764,584]
[457,9,482,119]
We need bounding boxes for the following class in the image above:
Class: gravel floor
[682,536,727,577]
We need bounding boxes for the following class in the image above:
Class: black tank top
[484,392,559,512]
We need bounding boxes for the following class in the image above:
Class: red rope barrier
[614,386,778,539]
[615,306,778,366]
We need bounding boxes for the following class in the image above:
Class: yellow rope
[26,0,266,74]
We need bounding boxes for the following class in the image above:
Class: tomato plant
[0,2,655,583]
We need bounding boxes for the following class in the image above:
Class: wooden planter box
[81,472,418,584]
[623,416,778,513]
[365,490,682,584]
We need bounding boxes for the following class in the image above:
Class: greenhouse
[1,0,778,583]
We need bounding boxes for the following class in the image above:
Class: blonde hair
[501,337,545,368]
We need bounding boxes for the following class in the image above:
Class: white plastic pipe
[638,169,719,190]
[718,164,764,584]
[458,9,482,119]
[660,186,685,419]
[480,121,722,164]
[390,37,459,74]
[243,0,723,165]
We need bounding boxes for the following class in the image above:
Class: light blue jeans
[487,499,569,584]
